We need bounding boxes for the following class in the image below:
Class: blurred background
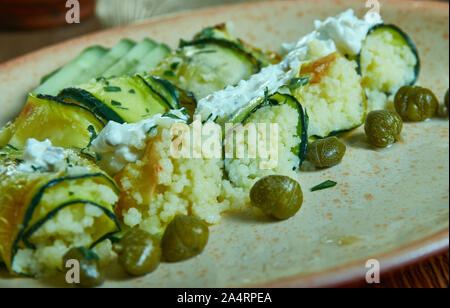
[0,0,268,63]
[0,0,447,63]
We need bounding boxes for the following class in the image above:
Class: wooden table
[0,1,448,289]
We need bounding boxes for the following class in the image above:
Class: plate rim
[0,0,448,288]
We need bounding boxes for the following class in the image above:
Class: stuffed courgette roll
[358,24,420,111]
[224,92,308,191]
[0,141,120,277]
[291,52,367,139]
[150,24,275,100]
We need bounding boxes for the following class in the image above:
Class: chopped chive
[111,100,122,106]
[170,62,180,70]
[195,49,217,55]
[163,70,176,77]
[128,89,136,94]
[6,144,18,151]
[283,77,310,90]
[69,191,74,196]
[87,125,97,148]
[103,86,122,92]
[311,180,337,192]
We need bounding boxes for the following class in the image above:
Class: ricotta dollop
[17,139,66,173]
[91,109,189,174]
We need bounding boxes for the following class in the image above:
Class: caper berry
[394,86,438,122]
[161,215,209,263]
[305,136,346,168]
[63,247,104,288]
[364,110,403,148]
[114,227,161,276]
[250,175,303,220]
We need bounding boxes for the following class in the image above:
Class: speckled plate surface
[0,0,448,288]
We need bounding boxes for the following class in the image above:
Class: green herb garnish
[128,89,136,94]
[87,125,97,148]
[111,100,122,106]
[311,180,337,192]
[170,62,180,70]
[6,144,18,151]
[283,77,310,90]
[163,70,176,77]
[103,86,122,92]
[194,49,217,55]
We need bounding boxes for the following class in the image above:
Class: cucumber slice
[103,39,157,78]
[33,46,108,96]
[71,39,136,85]
[133,44,171,74]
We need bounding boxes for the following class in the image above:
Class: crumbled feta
[196,9,382,123]
[17,139,66,173]
[91,109,189,175]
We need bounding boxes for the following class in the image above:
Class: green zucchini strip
[58,75,175,123]
[1,94,106,149]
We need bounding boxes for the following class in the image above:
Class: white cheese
[17,139,66,173]
[196,9,382,123]
[91,109,189,175]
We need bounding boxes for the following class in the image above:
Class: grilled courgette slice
[224,92,307,190]
[151,38,262,100]
[193,23,280,67]
[0,94,105,149]
[58,75,173,123]
[0,147,120,277]
[358,24,420,110]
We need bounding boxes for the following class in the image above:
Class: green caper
[364,110,403,148]
[394,86,438,122]
[114,227,161,276]
[63,247,104,288]
[250,175,303,220]
[305,136,346,168]
[161,215,209,263]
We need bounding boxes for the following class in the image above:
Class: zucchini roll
[224,93,307,197]
[358,24,420,111]
[0,142,120,277]
[114,122,226,235]
[150,24,275,100]
[292,52,367,139]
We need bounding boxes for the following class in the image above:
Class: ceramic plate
[0,0,448,287]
